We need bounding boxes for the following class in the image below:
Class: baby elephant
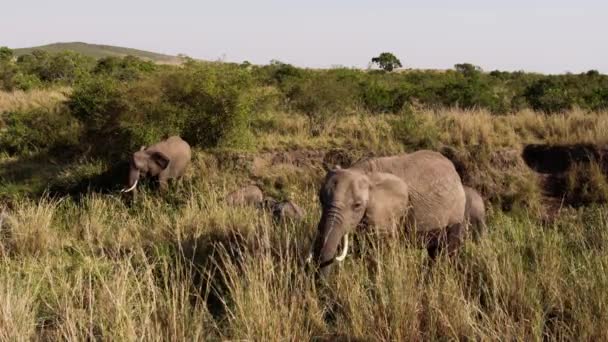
[268,198,306,223]
[225,185,264,207]
[464,186,486,241]
[121,136,191,195]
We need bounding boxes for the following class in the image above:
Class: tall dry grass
[0,87,69,113]
[0,179,606,340]
[252,108,608,154]
[1,105,607,339]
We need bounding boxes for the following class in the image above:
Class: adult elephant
[308,150,466,278]
[121,136,191,195]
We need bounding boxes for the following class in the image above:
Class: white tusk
[334,234,348,261]
[120,179,138,193]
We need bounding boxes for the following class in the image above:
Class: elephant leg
[423,229,443,261]
[424,224,463,260]
[427,242,440,261]
[446,223,464,257]
[472,219,486,242]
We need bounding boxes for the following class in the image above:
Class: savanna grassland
[1,48,608,340]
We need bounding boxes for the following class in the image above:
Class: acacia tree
[371,52,402,72]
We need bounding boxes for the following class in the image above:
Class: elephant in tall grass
[308,150,466,278]
[121,136,191,195]
[225,185,264,207]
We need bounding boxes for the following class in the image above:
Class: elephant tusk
[335,234,348,261]
[121,179,138,193]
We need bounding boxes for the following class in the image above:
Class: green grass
[12,42,181,63]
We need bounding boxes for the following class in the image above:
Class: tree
[454,63,482,77]
[371,52,402,72]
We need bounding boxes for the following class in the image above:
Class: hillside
[12,42,181,63]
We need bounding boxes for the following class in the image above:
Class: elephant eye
[353,201,363,210]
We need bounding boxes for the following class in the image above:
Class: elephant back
[354,151,465,232]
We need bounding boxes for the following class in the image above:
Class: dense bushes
[0,107,80,155]
[2,46,608,115]
[64,61,255,160]
[162,62,254,148]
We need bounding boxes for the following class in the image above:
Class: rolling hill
[12,42,182,63]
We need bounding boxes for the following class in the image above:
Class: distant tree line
[2,47,608,115]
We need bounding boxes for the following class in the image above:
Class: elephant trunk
[311,207,346,278]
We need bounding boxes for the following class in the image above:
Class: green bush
[67,61,256,158]
[93,55,156,81]
[14,50,93,85]
[360,80,411,113]
[524,78,575,113]
[0,46,13,62]
[67,75,133,159]
[0,107,80,155]
[11,73,43,91]
[161,62,255,148]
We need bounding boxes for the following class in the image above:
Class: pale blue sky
[2,0,606,73]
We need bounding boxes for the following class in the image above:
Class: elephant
[270,199,306,223]
[308,150,466,278]
[225,185,264,207]
[121,136,191,195]
[464,186,486,241]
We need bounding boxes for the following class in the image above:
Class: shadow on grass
[176,230,249,320]
[0,149,130,201]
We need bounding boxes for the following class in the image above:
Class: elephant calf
[225,185,264,207]
[121,136,191,195]
[267,198,306,223]
[464,186,486,241]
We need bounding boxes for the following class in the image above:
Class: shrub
[11,73,43,91]
[67,61,257,157]
[360,80,411,113]
[524,78,575,113]
[161,62,255,148]
[67,75,132,159]
[0,46,13,62]
[93,55,156,81]
[0,107,81,155]
[15,50,93,85]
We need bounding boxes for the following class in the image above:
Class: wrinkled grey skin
[271,199,306,223]
[225,185,264,207]
[125,136,191,196]
[311,150,466,278]
[464,186,486,241]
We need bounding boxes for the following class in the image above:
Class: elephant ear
[150,151,171,171]
[364,172,409,229]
